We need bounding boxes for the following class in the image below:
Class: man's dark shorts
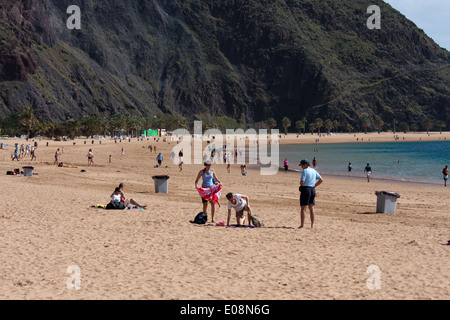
[300,186,316,206]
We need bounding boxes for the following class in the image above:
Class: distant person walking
[312,157,317,168]
[87,149,94,166]
[156,153,163,167]
[348,162,352,172]
[30,146,37,161]
[364,163,372,182]
[54,148,60,165]
[443,166,449,187]
[12,147,19,161]
[299,159,323,229]
[284,158,289,171]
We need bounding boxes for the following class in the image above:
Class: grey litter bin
[22,166,34,177]
[375,191,400,214]
[152,175,170,193]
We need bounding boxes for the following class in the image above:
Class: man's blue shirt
[301,167,321,187]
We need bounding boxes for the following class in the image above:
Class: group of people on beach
[194,160,254,227]
[11,143,37,161]
[194,158,323,228]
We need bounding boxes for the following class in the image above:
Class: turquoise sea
[279,141,450,185]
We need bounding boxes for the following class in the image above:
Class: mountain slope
[0,0,449,129]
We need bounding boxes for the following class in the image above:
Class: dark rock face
[0,0,52,81]
[0,0,449,128]
[0,52,37,81]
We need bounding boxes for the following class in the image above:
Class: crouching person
[226,192,252,226]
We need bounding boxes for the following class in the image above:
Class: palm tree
[435,120,446,134]
[35,120,47,137]
[265,118,277,133]
[81,115,102,138]
[142,116,153,133]
[410,123,419,133]
[314,118,323,135]
[282,117,291,135]
[392,118,398,133]
[346,123,354,134]
[399,122,409,133]
[308,122,317,135]
[375,116,384,134]
[164,114,181,131]
[65,118,82,139]
[123,114,132,137]
[110,114,126,137]
[422,118,434,134]
[128,115,143,138]
[361,117,370,134]
[295,117,307,135]
[324,119,334,134]
[98,117,109,137]
[43,121,57,139]
[19,105,38,138]
[333,119,339,134]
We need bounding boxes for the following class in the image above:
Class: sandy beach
[0,131,449,300]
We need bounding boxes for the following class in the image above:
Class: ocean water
[279,141,450,185]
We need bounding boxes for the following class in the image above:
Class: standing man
[156,153,163,167]
[299,159,323,229]
[443,165,449,187]
[364,163,372,182]
[12,146,20,161]
[30,146,37,161]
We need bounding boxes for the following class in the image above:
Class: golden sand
[0,131,449,300]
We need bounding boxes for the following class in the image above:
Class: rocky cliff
[1,0,449,128]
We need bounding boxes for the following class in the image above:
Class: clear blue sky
[383,0,450,50]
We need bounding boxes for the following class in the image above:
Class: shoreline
[274,166,444,187]
[2,130,450,145]
[246,164,445,187]
[276,131,450,146]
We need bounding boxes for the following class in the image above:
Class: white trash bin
[375,191,400,214]
[152,175,170,193]
[22,166,34,177]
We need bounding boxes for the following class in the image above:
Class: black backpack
[190,212,207,224]
[106,201,125,210]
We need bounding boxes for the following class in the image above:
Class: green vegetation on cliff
[0,0,449,132]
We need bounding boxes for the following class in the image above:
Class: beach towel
[196,184,222,205]
[92,204,146,210]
